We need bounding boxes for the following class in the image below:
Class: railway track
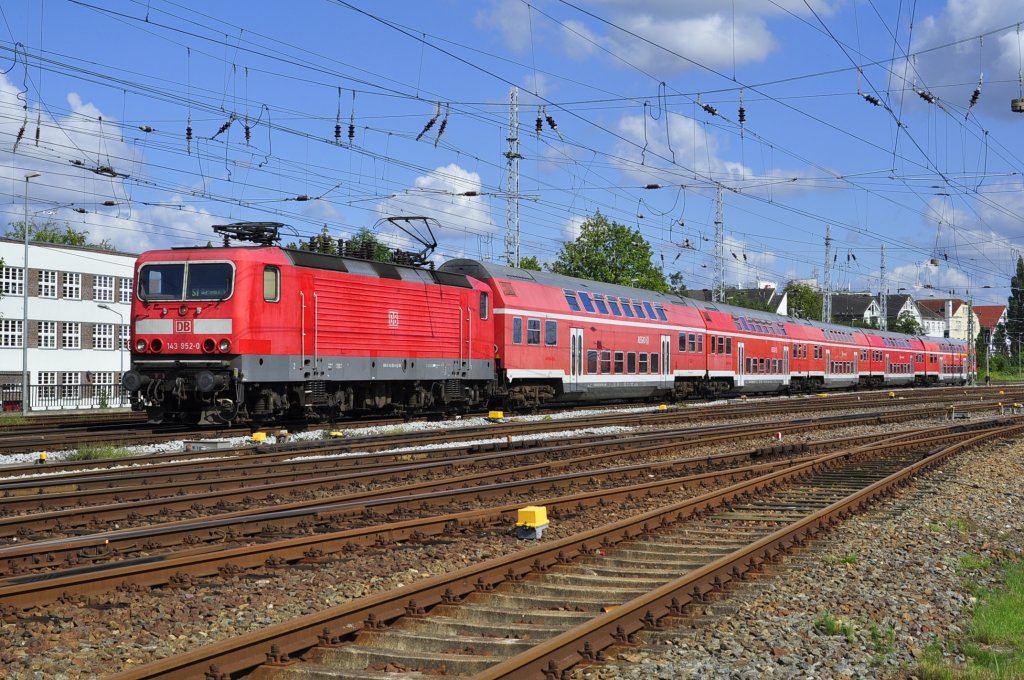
[94,415,1021,680]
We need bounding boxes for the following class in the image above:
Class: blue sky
[1,1,1023,306]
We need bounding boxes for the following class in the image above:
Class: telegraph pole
[713,185,724,303]
[822,224,832,323]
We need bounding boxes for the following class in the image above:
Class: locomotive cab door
[735,343,745,388]
[569,328,583,391]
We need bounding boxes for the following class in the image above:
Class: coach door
[825,349,831,383]
[661,335,671,384]
[783,346,791,386]
[939,356,944,379]
[735,343,745,387]
[569,328,584,391]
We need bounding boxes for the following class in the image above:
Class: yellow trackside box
[517,506,548,528]
[488,410,505,420]
[252,432,267,443]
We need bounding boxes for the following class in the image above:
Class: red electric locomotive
[124,224,495,424]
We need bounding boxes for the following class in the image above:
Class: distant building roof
[917,298,966,317]
[830,293,877,319]
[974,305,1006,330]
[916,302,944,321]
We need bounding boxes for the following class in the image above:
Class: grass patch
[814,612,857,643]
[823,553,859,565]
[0,414,27,429]
[959,554,993,574]
[870,622,896,656]
[916,561,1024,680]
[946,517,976,534]
[66,445,134,461]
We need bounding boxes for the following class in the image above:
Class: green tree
[518,255,542,271]
[1008,256,1024,349]
[550,212,667,291]
[892,311,923,335]
[6,219,115,251]
[344,227,392,261]
[784,281,822,321]
[993,322,1008,356]
[666,271,687,296]
[976,327,990,378]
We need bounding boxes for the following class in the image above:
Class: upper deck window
[139,262,234,301]
[608,299,622,316]
[643,301,657,319]
[594,295,609,315]
[619,298,634,318]
[578,291,597,313]
[564,290,581,312]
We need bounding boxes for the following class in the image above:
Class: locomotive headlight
[135,338,148,352]
[203,338,216,353]
[218,338,231,353]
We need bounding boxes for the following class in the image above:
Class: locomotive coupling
[122,370,151,392]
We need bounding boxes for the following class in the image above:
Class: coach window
[564,290,581,312]
[619,298,635,317]
[594,295,609,314]
[527,319,541,345]
[263,266,280,302]
[614,351,624,373]
[709,336,717,354]
[512,317,523,344]
[688,333,696,352]
[718,337,726,354]
[608,298,622,316]
[578,292,597,313]
[678,333,687,352]
[587,350,598,373]
[639,353,648,373]
[627,352,637,373]
[480,293,489,319]
[601,350,612,373]
[650,352,659,373]
[544,320,558,345]
[697,335,704,352]
[725,337,732,354]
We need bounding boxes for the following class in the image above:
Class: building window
[63,272,82,300]
[62,322,81,349]
[39,321,56,349]
[39,270,58,298]
[61,372,81,400]
[1,267,24,296]
[120,324,130,350]
[94,323,115,350]
[0,320,23,348]
[94,275,115,302]
[38,371,57,401]
[120,277,133,303]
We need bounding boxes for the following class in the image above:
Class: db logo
[388,310,399,328]
[174,320,193,333]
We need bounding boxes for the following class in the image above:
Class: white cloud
[375,164,498,252]
[563,214,586,241]
[475,0,534,53]
[553,1,838,73]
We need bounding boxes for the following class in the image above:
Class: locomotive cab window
[139,262,233,301]
[263,266,280,302]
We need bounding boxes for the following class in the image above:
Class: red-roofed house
[916,299,981,341]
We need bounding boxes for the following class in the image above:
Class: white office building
[0,238,136,412]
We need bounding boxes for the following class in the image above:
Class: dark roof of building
[916,302,944,321]
[683,287,785,314]
[830,293,877,319]
[917,298,966,317]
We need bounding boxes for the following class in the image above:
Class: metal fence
[1,384,130,412]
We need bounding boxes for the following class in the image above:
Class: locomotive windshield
[139,262,234,301]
